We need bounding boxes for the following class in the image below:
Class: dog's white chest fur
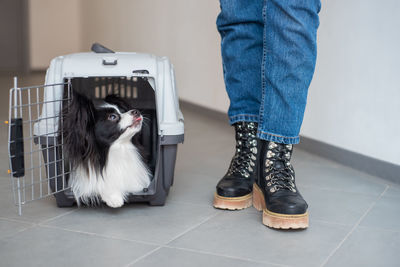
[70,141,151,208]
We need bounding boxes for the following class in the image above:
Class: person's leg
[213,0,263,210]
[258,0,321,143]
[217,0,263,124]
[253,0,321,229]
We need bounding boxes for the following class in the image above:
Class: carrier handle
[91,43,115,53]
[9,118,25,177]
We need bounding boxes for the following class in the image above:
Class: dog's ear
[62,90,97,169]
[104,94,131,112]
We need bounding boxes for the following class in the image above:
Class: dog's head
[62,91,143,172]
[94,94,143,145]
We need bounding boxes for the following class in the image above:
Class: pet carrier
[7,43,184,214]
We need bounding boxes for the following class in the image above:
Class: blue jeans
[217,0,321,144]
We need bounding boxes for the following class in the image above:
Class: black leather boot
[253,140,309,229]
[213,122,259,210]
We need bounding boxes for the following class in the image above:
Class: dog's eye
[108,114,118,121]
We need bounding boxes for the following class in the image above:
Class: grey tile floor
[0,73,400,267]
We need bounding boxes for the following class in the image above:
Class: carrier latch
[102,57,118,66]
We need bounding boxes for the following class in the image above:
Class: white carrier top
[33,51,184,138]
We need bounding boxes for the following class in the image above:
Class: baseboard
[180,100,228,123]
[180,100,400,184]
[297,137,400,184]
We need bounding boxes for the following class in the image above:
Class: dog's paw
[103,194,124,208]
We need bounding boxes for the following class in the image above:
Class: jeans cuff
[257,130,300,144]
[228,114,259,125]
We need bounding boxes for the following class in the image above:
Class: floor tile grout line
[357,225,400,234]
[166,199,215,208]
[0,216,36,240]
[319,185,389,267]
[310,218,354,227]
[164,211,221,245]
[290,150,397,184]
[0,216,36,225]
[36,211,292,267]
[9,224,35,235]
[0,224,37,241]
[35,210,222,248]
[167,199,220,209]
[297,168,394,188]
[38,220,286,267]
[299,184,387,197]
[38,208,79,225]
[39,224,162,247]
[124,247,163,267]
[159,210,292,267]
[380,185,400,198]
[161,245,292,267]
[0,208,78,228]
[1,211,350,267]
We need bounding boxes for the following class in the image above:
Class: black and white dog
[62,91,151,208]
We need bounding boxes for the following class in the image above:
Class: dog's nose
[130,109,140,116]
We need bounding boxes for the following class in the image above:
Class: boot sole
[213,192,253,210]
[253,184,309,229]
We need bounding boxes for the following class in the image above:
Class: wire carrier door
[7,77,72,215]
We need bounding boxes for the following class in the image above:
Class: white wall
[80,0,227,113]
[28,0,400,165]
[29,0,82,69]
[301,0,400,165]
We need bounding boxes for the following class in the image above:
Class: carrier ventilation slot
[93,77,139,99]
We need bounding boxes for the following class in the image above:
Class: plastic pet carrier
[7,43,184,215]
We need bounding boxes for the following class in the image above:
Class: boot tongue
[271,143,290,170]
[228,122,258,177]
[274,160,285,170]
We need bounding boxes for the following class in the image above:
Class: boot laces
[227,122,258,178]
[264,142,296,193]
